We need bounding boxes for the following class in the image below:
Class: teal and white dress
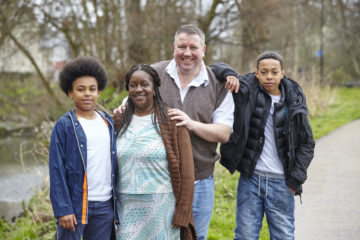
[115,114,180,240]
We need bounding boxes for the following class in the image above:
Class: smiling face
[255,58,284,96]
[128,70,155,116]
[68,76,99,117]
[174,33,206,76]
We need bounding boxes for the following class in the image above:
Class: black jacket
[211,63,315,195]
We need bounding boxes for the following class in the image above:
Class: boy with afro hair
[49,56,119,240]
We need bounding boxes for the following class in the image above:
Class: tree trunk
[8,32,64,108]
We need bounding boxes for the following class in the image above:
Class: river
[0,136,47,220]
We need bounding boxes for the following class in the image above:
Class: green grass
[308,87,360,140]
[0,188,56,240]
[208,87,360,240]
[1,87,360,239]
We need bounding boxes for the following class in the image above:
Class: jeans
[56,199,114,240]
[193,174,215,240]
[234,170,295,240]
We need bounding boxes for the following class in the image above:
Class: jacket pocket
[66,171,82,202]
[220,132,241,173]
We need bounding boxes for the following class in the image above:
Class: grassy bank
[1,87,360,240]
[0,188,55,240]
[208,87,360,239]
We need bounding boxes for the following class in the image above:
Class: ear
[202,44,206,56]
[68,90,73,98]
[281,69,285,78]
[255,69,260,78]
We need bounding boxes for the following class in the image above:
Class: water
[0,136,47,220]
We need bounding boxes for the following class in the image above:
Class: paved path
[295,119,360,239]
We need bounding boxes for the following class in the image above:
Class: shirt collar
[166,59,209,88]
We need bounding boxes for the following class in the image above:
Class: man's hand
[168,108,195,130]
[168,108,231,143]
[224,75,240,93]
[59,214,77,231]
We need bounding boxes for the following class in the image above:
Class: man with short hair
[155,24,235,240]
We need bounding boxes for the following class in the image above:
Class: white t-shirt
[78,112,112,201]
[255,95,284,174]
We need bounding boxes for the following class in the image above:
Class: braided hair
[115,64,168,137]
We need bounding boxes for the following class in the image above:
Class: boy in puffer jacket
[211,51,315,240]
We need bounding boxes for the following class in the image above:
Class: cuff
[171,205,190,227]
[286,177,302,193]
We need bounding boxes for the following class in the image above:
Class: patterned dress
[115,114,180,240]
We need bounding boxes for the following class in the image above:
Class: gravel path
[295,119,360,239]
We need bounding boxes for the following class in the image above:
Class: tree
[326,0,360,82]
[0,0,63,107]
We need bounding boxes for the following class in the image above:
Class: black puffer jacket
[211,63,315,195]
[240,81,288,178]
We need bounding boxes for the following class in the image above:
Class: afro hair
[59,56,108,95]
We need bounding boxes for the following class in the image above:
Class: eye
[190,46,198,50]
[142,82,150,87]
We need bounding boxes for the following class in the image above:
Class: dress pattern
[116,193,179,240]
[115,114,180,240]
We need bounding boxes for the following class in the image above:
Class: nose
[134,85,143,92]
[183,47,191,56]
[266,72,273,79]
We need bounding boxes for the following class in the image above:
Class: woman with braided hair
[113,64,196,240]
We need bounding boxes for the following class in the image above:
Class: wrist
[187,119,196,131]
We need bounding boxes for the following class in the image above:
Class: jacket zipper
[102,113,119,227]
[68,111,88,224]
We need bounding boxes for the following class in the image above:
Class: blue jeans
[56,200,114,240]
[234,171,295,240]
[193,174,214,240]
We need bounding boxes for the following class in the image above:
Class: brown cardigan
[113,110,196,240]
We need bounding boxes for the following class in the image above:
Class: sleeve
[122,96,128,104]
[210,62,241,82]
[49,121,74,218]
[171,126,195,227]
[287,115,316,193]
[212,91,234,128]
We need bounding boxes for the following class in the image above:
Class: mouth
[82,99,93,104]
[132,95,146,100]
[182,58,193,62]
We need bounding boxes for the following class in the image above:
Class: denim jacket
[49,109,119,225]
